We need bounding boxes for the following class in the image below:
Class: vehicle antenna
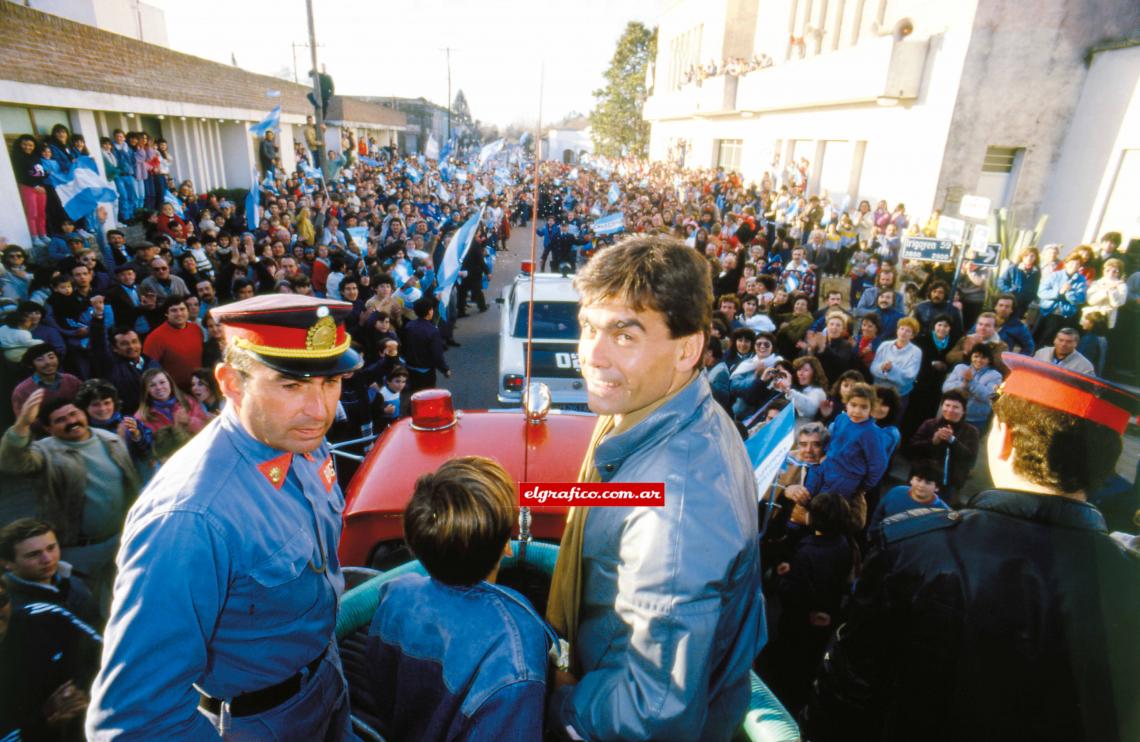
[520,62,544,561]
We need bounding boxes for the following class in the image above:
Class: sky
[149,0,660,127]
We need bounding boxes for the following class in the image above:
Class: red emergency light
[410,389,458,431]
[520,260,534,275]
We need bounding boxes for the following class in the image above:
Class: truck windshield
[513,301,580,340]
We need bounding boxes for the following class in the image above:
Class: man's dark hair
[0,518,56,561]
[109,325,138,347]
[993,292,1017,308]
[403,456,515,586]
[941,388,969,408]
[927,280,950,297]
[993,394,1121,493]
[574,236,712,341]
[162,295,188,314]
[38,396,81,428]
[1100,231,1122,248]
[231,278,254,295]
[808,492,853,538]
[76,378,120,411]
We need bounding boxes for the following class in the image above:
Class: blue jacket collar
[593,373,707,482]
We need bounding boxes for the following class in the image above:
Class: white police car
[496,263,587,407]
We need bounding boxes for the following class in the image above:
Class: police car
[496,262,587,408]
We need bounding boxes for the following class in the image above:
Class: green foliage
[589,22,657,158]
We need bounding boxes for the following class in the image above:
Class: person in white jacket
[1082,258,1127,328]
[871,317,922,402]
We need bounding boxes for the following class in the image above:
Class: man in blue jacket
[547,236,765,741]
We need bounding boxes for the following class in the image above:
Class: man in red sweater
[141,296,203,391]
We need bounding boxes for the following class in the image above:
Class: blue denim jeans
[198,646,356,741]
[115,176,137,221]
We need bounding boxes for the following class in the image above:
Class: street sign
[969,242,1002,268]
[900,236,955,263]
[960,194,992,220]
[936,215,966,243]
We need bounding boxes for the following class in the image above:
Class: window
[717,139,744,173]
[0,105,71,150]
[668,24,704,90]
[513,302,580,340]
[982,146,1021,173]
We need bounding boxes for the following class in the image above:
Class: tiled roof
[0,2,399,128]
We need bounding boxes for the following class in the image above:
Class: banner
[592,212,625,236]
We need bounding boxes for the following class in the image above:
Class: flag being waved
[592,212,625,236]
[249,105,281,137]
[42,156,118,221]
[435,206,486,322]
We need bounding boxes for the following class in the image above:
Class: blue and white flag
[249,105,281,137]
[359,156,382,167]
[416,154,426,169]
[425,134,440,161]
[745,403,796,503]
[478,138,505,168]
[439,134,455,163]
[245,168,260,231]
[404,165,422,184]
[784,274,800,293]
[346,227,369,252]
[164,191,185,219]
[473,181,490,200]
[436,205,485,322]
[43,156,118,221]
[519,131,531,147]
[592,212,625,236]
[300,160,322,180]
[454,169,468,183]
[437,183,451,202]
[568,168,579,181]
[589,204,602,217]
[607,182,621,205]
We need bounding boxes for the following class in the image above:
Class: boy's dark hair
[76,378,120,411]
[386,365,409,381]
[808,492,852,537]
[51,274,73,288]
[909,461,943,486]
[0,518,56,561]
[705,338,724,361]
[412,296,434,318]
[847,382,877,405]
[403,456,516,586]
[941,388,969,408]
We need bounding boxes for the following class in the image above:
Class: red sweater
[142,322,203,390]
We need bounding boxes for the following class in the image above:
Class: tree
[589,22,657,159]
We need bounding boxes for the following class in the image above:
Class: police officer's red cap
[1000,353,1140,435]
[211,295,363,377]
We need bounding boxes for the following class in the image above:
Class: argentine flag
[435,206,486,322]
[473,181,490,200]
[607,182,621,205]
[43,156,118,221]
[250,105,281,137]
[437,183,451,202]
[164,191,185,219]
[592,212,625,236]
[404,165,422,184]
[425,134,440,160]
[245,171,260,232]
[745,403,796,509]
[478,139,505,168]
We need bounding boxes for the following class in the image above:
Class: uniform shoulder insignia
[880,507,962,544]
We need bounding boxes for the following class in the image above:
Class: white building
[644,0,1140,247]
[16,0,169,46]
[542,118,593,164]
[0,2,404,246]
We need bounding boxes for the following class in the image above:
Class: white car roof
[512,273,581,303]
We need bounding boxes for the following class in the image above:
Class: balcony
[735,35,930,113]
[643,74,738,121]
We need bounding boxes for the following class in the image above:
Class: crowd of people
[0,113,1137,738]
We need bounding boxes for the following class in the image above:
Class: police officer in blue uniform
[87,295,362,740]
[805,353,1140,742]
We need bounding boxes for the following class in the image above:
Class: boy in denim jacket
[366,456,554,740]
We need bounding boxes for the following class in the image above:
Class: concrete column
[277,125,297,174]
[165,117,195,186]
[220,122,257,189]
[0,119,33,247]
[210,121,226,188]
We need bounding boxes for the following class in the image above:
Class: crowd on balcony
[680,52,775,86]
[0,120,1136,737]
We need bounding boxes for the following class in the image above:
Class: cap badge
[269,466,283,484]
[306,315,337,351]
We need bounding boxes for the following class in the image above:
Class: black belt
[198,646,328,718]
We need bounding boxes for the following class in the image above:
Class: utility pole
[440,47,455,142]
[305,0,324,168]
[292,41,325,84]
